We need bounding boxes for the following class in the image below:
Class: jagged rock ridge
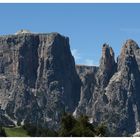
[0,31,140,136]
[76,39,140,136]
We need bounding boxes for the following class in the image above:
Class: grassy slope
[4,127,30,137]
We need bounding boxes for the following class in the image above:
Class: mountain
[0,32,81,129]
[76,40,140,136]
[0,31,140,136]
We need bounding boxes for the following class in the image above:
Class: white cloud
[84,59,94,66]
[71,49,81,61]
[84,59,99,66]
[71,49,99,66]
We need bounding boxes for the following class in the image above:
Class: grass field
[4,127,30,137]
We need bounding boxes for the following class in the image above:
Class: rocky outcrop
[74,65,98,116]
[0,34,41,126]
[75,44,116,120]
[1,31,140,136]
[75,40,140,136]
[0,32,81,128]
[104,40,140,136]
[35,33,81,128]
[96,43,116,88]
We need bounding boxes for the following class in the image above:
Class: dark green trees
[59,113,77,136]
[59,113,108,137]
[22,123,58,137]
[20,113,109,137]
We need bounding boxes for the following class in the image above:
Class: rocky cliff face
[74,65,98,116]
[76,39,140,136]
[0,32,81,128]
[104,40,140,136]
[0,31,140,136]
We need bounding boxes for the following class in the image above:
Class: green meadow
[4,127,29,137]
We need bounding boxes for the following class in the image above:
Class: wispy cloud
[84,59,94,66]
[84,59,99,66]
[120,28,140,33]
[71,49,81,61]
[71,49,99,66]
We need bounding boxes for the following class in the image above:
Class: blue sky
[0,3,140,66]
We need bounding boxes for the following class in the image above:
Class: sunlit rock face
[0,32,81,128]
[96,43,116,88]
[75,40,140,136]
[99,40,140,136]
[1,31,140,136]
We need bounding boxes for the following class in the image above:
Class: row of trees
[22,124,57,137]
[0,113,109,137]
[23,113,109,137]
[59,113,108,137]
